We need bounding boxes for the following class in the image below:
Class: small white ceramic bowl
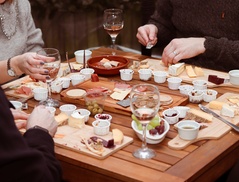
[188,90,204,103]
[176,120,200,140]
[167,77,182,90]
[60,77,71,88]
[153,71,167,83]
[45,106,56,116]
[70,74,85,86]
[138,69,152,81]
[51,80,63,93]
[131,119,170,144]
[33,87,48,101]
[94,113,112,122]
[75,108,91,122]
[10,101,23,111]
[173,106,190,119]
[92,120,111,136]
[162,108,180,124]
[229,70,239,86]
[74,50,92,64]
[203,89,218,102]
[178,85,194,95]
[192,80,208,90]
[119,69,134,81]
[59,104,77,116]
[80,68,95,80]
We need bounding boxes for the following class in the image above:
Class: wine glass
[130,84,160,159]
[103,8,124,55]
[36,48,61,107]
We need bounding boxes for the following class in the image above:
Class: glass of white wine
[36,48,61,107]
[103,8,124,55]
[130,84,160,159]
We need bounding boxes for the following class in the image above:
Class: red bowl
[87,55,130,75]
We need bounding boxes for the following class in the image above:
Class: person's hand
[162,37,206,66]
[10,108,29,129]
[26,105,58,137]
[12,52,55,82]
[136,24,158,47]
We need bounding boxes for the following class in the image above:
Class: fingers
[10,108,29,120]
[162,39,182,66]
[136,24,158,46]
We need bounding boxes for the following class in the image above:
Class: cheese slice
[194,66,204,77]
[100,58,110,63]
[184,108,213,123]
[186,65,197,78]
[168,63,185,76]
[109,61,119,67]
[103,62,112,69]
[221,104,235,118]
[55,112,69,126]
[58,63,71,77]
[112,129,124,145]
[110,88,131,101]
[209,100,226,110]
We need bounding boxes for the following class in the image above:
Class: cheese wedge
[184,108,213,123]
[209,100,226,110]
[194,66,204,76]
[112,129,124,145]
[168,63,185,76]
[55,112,69,126]
[68,112,85,129]
[221,104,235,118]
[109,61,119,67]
[186,65,197,78]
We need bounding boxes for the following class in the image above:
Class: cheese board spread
[130,58,237,88]
[168,92,239,150]
[53,125,133,159]
[60,77,189,116]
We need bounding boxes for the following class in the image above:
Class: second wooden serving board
[168,92,239,150]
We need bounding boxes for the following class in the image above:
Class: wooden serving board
[53,125,133,159]
[60,77,189,116]
[168,92,239,150]
[136,58,236,88]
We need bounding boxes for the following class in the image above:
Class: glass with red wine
[36,48,61,107]
[130,84,160,159]
[103,8,124,55]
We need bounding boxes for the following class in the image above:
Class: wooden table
[9,47,239,182]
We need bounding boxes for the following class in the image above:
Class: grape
[132,114,140,125]
[149,115,160,127]
[147,124,154,130]
[155,120,165,134]
[149,129,158,136]
[137,124,143,130]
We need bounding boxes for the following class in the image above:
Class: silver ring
[173,50,178,55]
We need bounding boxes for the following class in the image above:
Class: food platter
[87,55,130,75]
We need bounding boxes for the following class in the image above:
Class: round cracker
[160,94,173,105]
[66,89,86,98]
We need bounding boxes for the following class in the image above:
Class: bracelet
[28,125,49,133]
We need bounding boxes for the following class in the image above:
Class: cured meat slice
[114,82,131,90]
[15,86,32,95]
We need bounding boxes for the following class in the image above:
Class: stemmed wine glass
[103,8,124,55]
[130,84,160,159]
[37,48,61,107]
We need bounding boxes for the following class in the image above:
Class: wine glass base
[39,98,59,108]
[133,148,156,159]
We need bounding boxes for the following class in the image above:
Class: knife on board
[198,104,239,133]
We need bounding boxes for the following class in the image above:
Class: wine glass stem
[111,37,116,55]
[141,124,148,150]
[47,81,51,99]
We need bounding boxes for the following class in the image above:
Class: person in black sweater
[0,87,62,182]
[136,0,239,72]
